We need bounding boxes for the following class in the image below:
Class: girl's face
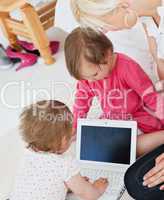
[79,53,115,82]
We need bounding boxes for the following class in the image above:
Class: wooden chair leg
[0,12,20,50]
[21,4,55,65]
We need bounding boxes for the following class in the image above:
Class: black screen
[80,126,131,164]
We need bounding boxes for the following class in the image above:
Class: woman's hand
[143,153,164,190]
[143,23,158,61]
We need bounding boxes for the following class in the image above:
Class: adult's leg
[125,144,164,200]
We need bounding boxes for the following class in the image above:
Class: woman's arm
[123,59,164,123]
[143,23,164,80]
[137,130,164,156]
[132,0,161,19]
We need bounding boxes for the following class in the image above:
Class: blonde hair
[70,0,119,30]
[19,100,73,153]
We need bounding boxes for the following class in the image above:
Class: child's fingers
[95,177,109,184]
[83,176,89,182]
[99,177,108,183]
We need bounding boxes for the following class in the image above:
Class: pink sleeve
[73,80,95,128]
[124,60,164,123]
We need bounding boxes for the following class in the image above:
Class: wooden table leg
[21,3,55,65]
[0,12,20,50]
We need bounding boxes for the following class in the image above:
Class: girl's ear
[61,135,68,147]
[54,136,68,154]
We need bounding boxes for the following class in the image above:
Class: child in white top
[10,100,108,200]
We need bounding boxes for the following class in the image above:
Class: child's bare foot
[93,178,109,195]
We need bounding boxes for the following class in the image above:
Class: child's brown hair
[64,27,113,80]
[19,100,73,153]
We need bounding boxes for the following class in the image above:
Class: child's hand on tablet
[83,176,90,182]
[93,178,109,194]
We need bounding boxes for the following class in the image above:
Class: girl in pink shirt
[64,27,164,156]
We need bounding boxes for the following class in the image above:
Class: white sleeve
[63,158,80,182]
[140,17,159,38]
[141,16,164,59]
[157,6,164,58]
[158,6,164,33]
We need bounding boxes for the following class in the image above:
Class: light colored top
[106,18,158,84]
[10,145,79,200]
[73,53,164,133]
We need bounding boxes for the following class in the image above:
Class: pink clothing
[73,53,164,133]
